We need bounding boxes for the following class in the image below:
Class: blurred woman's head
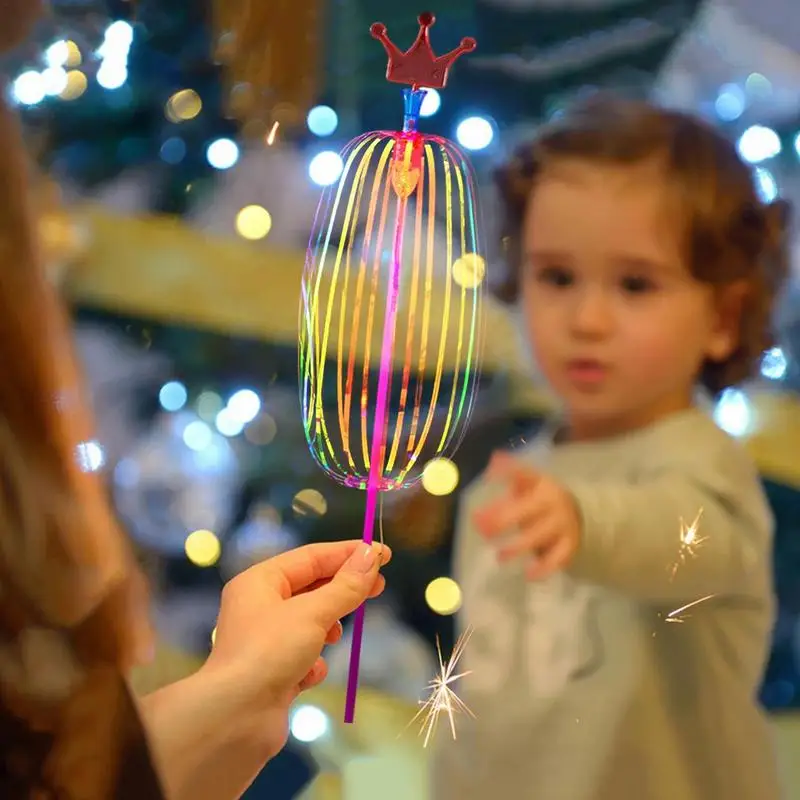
[0,13,151,668]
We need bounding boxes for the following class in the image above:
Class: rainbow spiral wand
[299,12,483,723]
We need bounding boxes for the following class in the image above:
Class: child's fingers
[486,451,540,489]
[525,538,575,581]
[497,519,561,562]
[475,492,549,538]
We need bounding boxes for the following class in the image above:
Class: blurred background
[6,0,800,796]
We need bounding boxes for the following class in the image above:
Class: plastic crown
[370,12,476,91]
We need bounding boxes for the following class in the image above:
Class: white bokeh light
[420,89,441,117]
[97,61,128,90]
[737,125,781,164]
[42,67,68,97]
[206,138,240,170]
[104,21,134,49]
[76,440,105,473]
[290,705,329,743]
[226,389,261,424]
[713,388,752,437]
[183,420,214,452]
[456,116,494,151]
[308,150,344,186]
[13,71,46,106]
[760,347,787,381]
[754,167,778,202]
[45,41,69,69]
[215,408,245,438]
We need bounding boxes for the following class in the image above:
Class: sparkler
[664,594,717,624]
[669,507,707,580]
[408,627,475,748]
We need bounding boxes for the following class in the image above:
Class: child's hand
[474,452,581,580]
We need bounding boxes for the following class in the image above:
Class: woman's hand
[141,540,391,800]
[208,540,391,747]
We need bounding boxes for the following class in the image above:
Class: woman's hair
[0,9,148,669]
[493,93,791,395]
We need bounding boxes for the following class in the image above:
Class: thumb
[297,543,381,631]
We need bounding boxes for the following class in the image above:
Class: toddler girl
[432,94,788,800]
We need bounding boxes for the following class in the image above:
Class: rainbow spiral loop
[299,127,486,492]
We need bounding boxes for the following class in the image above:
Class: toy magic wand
[299,12,486,723]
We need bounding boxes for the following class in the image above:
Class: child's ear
[706,280,750,362]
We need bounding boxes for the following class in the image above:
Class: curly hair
[493,93,791,396]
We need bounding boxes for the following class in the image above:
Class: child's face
[521,159,738,440]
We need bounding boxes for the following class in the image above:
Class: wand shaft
[344,192,407,723]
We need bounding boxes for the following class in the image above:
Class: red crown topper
[370,12,476,90]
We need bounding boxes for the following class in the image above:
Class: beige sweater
[432,407,782,800]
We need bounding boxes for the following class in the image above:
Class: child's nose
[569,289,613,338]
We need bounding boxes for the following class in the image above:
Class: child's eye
[536,266,574,288]
[620,275,655,294]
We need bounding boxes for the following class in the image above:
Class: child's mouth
[565,359,608,386]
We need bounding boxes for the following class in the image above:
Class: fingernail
[346,543,377,574]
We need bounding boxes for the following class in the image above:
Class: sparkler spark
[670,508,707,580]
[407,627,475,748]
[664,594,717,624]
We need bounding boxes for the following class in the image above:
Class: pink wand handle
[344,199,406,723]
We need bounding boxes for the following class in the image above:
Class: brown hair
[493,93,790,395]
[0,11,150,671]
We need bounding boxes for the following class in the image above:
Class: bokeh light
[182,420,213,451]
[64,41,82,68]
[235,205,272,240]
[292,488,328,517]
[97,61,128,90]
[159,380,188,412]
[227,389,261,424]
[308,151,344,186]
[737,125,781,164]
[13,71,45,106]
[45,41,69,68]
[59,70,88,101]
[456,116,494,151]
[755,167,778,202]
[42,67,68,97]
[713,388,752,438]
[184,529,222,567]
[244,413,277,446]
[452,253,487,289]
[425,576,463,615]
[290,705,329,743]
[761,347,787,381]
[422,458,460,496]
[420,89,441,117]
[206,138,240,170]
[215,408,245,438]
[160,136,187,164]
[166,89,203,122]
[714,84,745,122]
[307,105,338,137]
[75,440,105,473]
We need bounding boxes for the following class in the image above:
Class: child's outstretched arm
[474,443,772,605]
